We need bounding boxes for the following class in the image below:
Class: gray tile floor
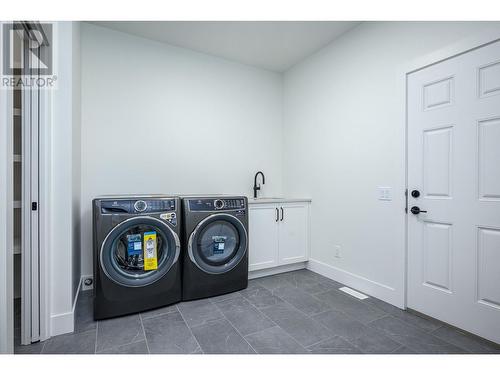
[14,269,500,354]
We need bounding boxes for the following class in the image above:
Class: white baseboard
[49,276,83,337]
[50,311,74,336]
[249,262,307,279]
[307,258,404,308]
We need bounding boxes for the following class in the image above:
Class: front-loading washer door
[188,213,247,274]
[100,216,180,287]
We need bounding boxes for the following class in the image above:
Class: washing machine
[93,196,181,319]
[181,196,249,300]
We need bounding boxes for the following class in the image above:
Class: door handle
[275,208,279,222]
[280,207,284,221]
[410,206,427,215]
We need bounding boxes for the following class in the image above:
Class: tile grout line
[304,335,364,354]
[425,328,475,354]
[246,311,310,353]
[288,302,363,350]
[209,299,258,354]
[428,325,445,334]
[353,289,451,336]
[234,282,307,354]
[176,304,204,354]
[182,316,227,330]
[139,313,151,354]
[140,308,179,321]
[245,277,335,349]
[272,289,333,326]
[243,324,310,354]
[307,286,406,330]
[255,275,388,349]
[364,313,391,325]
[305,273,402,319]
[40,338,47,354]
[378,309,496,352]
[390,345,406,354]
[309,312,400,353]
[277,284,334,315]
[364,315,469,354]
[95,339,149,354]
[254,275,334,317]
[241,286,314,351]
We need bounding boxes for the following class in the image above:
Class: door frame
[402,27,500,310]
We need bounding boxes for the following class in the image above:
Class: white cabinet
[248,205,279,271]
[278,203,309,265]
[249,201,310,272]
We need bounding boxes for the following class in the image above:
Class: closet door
[21,32,41,345]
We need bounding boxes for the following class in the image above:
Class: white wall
[49,21,81,335]
[80,23,283,276]
[283,22,500,307]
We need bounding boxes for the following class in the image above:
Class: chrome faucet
[253,171,265,199]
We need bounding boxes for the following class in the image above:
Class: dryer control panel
[188,198,246,212]
[100,199,176,214]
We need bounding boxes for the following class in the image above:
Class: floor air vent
[339,286,368,300]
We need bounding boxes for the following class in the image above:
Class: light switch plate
[378,187,392,201]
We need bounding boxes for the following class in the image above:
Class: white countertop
[247,197,312,204]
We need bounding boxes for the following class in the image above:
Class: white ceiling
[90,21,361,72]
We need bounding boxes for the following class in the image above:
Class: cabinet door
[278,203,309,265]
[248,205,279,271]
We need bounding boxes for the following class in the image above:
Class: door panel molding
[422,125,453,199]
[422,76,455,111]
[478,59,500,99]
[477,117,500,201]
[476,226,500,310]
[422,221,453,293]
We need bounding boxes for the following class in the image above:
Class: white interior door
[407,40,500,344]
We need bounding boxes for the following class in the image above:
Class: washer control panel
[100,199,176,214]
[188,198,246,212]
[134,200,148,212]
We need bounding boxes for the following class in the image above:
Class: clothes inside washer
[113,226,164,272]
